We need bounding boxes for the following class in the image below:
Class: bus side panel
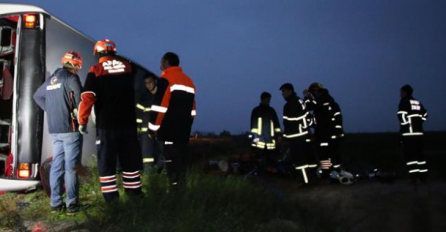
[17,28,45,164]
[42,16,97,165]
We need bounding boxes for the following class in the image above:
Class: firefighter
[33,51,84,214]
[250,92,281,166]
[78,39,143,203]
[304,83,352,183]
[398,84,428,183]
[136,74,162,172]
[280,83,317,184]
[149,52,196,187]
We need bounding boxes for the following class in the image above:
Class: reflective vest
[397,97,427,136]
[250,104,281,150]
[283,94,311,139]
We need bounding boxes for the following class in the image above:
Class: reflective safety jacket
[149,67,196,143]
[250,104,281,150]
[78,56,137,130]
[136,91,154,135]
[304,90,344,140]
[283,93,311,139]
[397,96,427,136]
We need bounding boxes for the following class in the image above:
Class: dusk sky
[8,0,446,133]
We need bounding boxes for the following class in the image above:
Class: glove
[79,124,88,135]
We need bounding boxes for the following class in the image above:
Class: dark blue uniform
[33,68,82,133]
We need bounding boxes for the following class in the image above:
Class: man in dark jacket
[250,92,281,164]
[149,52,196,187]
[398,84,428,183]
[304,83,352,183]
[136,74,162,172]
[33,51,84,214]
[280,83,317,184]
[78,39,142,203]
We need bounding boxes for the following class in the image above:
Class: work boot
[67,203,91,216]
[51,204,65,214]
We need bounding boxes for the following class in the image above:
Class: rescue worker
[304,83,352,183]
[280,83,317,184]
[136,74,162,172]
[78,39,143,203]
[149,52,196,187]
[250,92,281,165]
[398,84,428,183]
[33,51,84,214]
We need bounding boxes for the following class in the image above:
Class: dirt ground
[294,180,446,232]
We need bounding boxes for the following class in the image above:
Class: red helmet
[93,39,117,55]
[61,51,82,69]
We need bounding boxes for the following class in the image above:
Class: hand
[72,108,78,118]
[79,124,88,135]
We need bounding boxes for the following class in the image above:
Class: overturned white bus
[0,4,153,192]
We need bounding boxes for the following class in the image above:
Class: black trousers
[163,142,188,186]
[97,128,143,202]
[402,136,427,179]
[288,138,317,168]
[139,133,162,169]
[316,137,342,171]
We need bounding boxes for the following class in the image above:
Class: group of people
[31,38,429,215]
[33,39,196,214]
[250,82,429,185]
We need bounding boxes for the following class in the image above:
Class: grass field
[0,132,445,232]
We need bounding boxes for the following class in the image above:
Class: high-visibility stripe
[123,181,141,185]
[152,105,168,113]
[323,103,330,106]
[140,127,148,132]
[406,161,418,165]
[331,136,337,139]
[258,117,262,135]
[419,169,428,173]
[418,161,426,165]
[333,164,341,168]
[144,107,151,112]
[409,169,420,173]
[165,141,174,145]
[170,84,195,94]
[403,132,423,136]
[100,178,117,183]
[320,143,329,147]
[96,140,101,145]
[143,158,155,163]
[283,113,308,121]
[308,164,318,168]
[301,168,308,184]
[191,110,197,116]
[136,104,145,110]
[123,185,142,189]
[99,175,116,180]
[251,128,259,134]
[334,112,341,116]
[270,121,274,137]
[123,171,139,175]
[295,165,309,170]
[275,128,281,132]
[149,123,160,131]
[136,118,143,123]
[335,125,342,129]
[397,111,408,114]
[284,131,308,138]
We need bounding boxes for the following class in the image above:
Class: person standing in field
[33,51,84,214]
[149,52,196,187]
[78,39,143,203]
[397,84,428,184]
[249,92,282,166]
